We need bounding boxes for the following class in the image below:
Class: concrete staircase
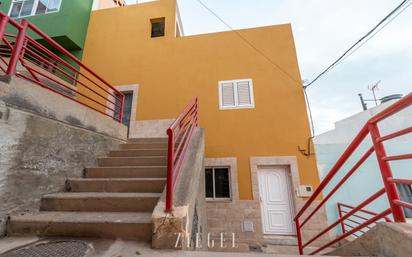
[7,138,168,241]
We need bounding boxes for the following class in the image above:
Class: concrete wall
[152,128,207,250]
[314,99,412,235]
[0,77,127,140]
[327,223,412,257]
[0,100,123,236]
[82,0,320,202]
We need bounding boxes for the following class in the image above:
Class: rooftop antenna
[368,80,381,106]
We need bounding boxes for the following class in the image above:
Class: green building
[0,0,94,59]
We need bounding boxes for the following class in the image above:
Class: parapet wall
[152,128,207,250]
[0,77,127,140]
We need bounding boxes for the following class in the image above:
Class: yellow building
[82,0,323,246]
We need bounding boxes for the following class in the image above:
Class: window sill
[219,105,255,110]
[10,10,60,20]
[206,199,232,203]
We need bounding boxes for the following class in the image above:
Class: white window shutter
[237,81,252,106]
[221,82,236,107]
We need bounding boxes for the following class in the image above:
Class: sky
[127,0,412,135]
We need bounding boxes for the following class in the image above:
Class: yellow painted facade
[82,0,320,200]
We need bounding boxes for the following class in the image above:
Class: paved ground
[0,236,358,257]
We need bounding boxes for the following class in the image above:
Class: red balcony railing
[165,97,199,212]
[337,202,392,238]
[0,12,124,123]
[294,92,412,255]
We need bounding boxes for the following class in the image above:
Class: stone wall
[0,101,123,236]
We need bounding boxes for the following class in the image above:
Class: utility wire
[196,0,303,86]
[336,1,412,66]
[304,0,412,88]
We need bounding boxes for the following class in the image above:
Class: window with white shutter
[219,79,254,110]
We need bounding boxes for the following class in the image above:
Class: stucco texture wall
[82,0,320,200]
[0,100,122,236]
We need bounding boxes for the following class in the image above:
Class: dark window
[114,92,133,128]
[397,184,412,218]
[151,18,165,38]
[205,167,231,200]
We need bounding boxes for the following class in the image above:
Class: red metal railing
[337,202,392,237]
[165,97,199,212]
[0,12,124,122]
[294,92,412,255]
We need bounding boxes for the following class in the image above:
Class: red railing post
[165,128,174,213]
[6,19,28,75]
[295,219,304,255]
[0,14,9,43]
[119,93,125,123]
[337,203,346,234]
[368,122,407,222]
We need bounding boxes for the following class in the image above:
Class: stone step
[85,166,167,178]
[127,138,168,144]
[109,149,167,157]
[66,178,166,193]
[40,192,161,212]
[8,211,152,240]
[119,142,168,150]
[97,157,167,167]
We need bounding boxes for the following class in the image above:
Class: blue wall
[314,102,412,236]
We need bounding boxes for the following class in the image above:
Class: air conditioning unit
[296,185,314,197]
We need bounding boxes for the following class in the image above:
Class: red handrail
[295,92,412,255]
[165,97,199,212]
[0,12,124,123]
[338,202,392,235]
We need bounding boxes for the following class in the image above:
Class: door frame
[257,167,296,235]
[250,156,302,237]
[107,84,139,131]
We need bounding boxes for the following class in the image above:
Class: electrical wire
[196,0,303,86]
[335,1,412,66]
[304,0,412,88]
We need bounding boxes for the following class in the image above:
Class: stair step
[8,212,152,240]
[120,142,168,150]
[85,166,167,178]
[97,157,167,167]
[127,138,168,144]
[66,178,166,193]
[40,192,161,212]
[109,149,167,157]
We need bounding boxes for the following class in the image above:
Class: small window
[9,0,62,18]
[219,79,254,109]
[151,18,165,38]
[205,167,231,201]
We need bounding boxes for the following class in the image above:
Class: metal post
[0,15,9,44]
[6,19,28,75]
[295,219,304,255]
[337,203,346,234]
[368,122,407,222]
[119,93,125,123]
[165,128,174,213]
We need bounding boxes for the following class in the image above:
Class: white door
[258,167,295,235]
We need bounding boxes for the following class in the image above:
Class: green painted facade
[0,0,93,59]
